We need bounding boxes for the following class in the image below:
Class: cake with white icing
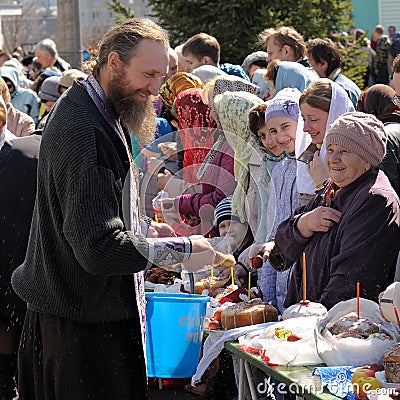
[282,301,327,320]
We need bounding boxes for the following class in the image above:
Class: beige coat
[7,105,36,137]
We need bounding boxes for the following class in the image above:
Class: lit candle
[357,281,360,320]
[231,265,234,286]
[210,266,214,279]
[394,306,400,327]
[302,252,307,302]
[248,271,251,299]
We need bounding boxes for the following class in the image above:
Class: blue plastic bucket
[145,292,210,378]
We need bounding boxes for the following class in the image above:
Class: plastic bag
[315,298,400,367]
[238,317,323,365]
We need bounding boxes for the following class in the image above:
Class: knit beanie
[264,88,301,123]
[39,76,61,101]
[325,112,387,167]
[214,196,239,227]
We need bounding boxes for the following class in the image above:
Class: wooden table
[225,341,339,400]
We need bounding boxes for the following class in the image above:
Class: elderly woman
[268,112,400,310]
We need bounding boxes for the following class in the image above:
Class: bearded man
[11,18,214,400]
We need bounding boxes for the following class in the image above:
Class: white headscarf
[295,79,355,195]
[0,96,15,150]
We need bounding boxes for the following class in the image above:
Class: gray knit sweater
[11,82,174,323]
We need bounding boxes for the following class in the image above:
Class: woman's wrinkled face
[266,116,297,153]
[301,102,329,145]
[325,143,370,188]
[257,124,284,156]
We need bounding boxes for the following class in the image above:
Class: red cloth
[175,88,217,183]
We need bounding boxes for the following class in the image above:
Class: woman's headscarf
[175,88,217,183]
[207,75,257,125]
[275,61,317,93]
[295,79,354,195]
[356,84,400,124]
[252,69,275,101]
[159,72,203,110]
[218,91,264,222]
[192,65,226,84]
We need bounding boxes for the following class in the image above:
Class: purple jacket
[274,169,400,310]
[176,138,236,222]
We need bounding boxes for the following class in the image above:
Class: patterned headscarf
[159,72,203,110]
[175,88,217,183]
[220,63,250,81]
[218,91,264,222]
[208,75,257,125]
[356,84,400,124]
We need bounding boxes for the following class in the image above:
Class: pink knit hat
[326,112,387,167]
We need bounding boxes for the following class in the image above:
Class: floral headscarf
[175,88,217,183]
[356,84,400,124]
[159,72,203,110]
[208,75,257,125]
[218,91,264,222]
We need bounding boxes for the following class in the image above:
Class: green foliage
[108,0,135,24]
[331,34,369,90]
[147,0,353,64]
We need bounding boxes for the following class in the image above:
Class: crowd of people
[0,16,399,400]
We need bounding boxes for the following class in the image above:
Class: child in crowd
[214,196,256,288]
[248,102,285,245]
[249,88,302,314]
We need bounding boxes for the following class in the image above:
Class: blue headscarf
[220,63,250,81]
[275,61,316,93]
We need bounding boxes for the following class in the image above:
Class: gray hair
[34,38,58,57]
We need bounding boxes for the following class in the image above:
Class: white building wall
[379,0,400,31]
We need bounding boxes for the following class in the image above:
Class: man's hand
[183,236,215,272]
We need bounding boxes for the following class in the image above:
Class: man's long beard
[108,75,157,145]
